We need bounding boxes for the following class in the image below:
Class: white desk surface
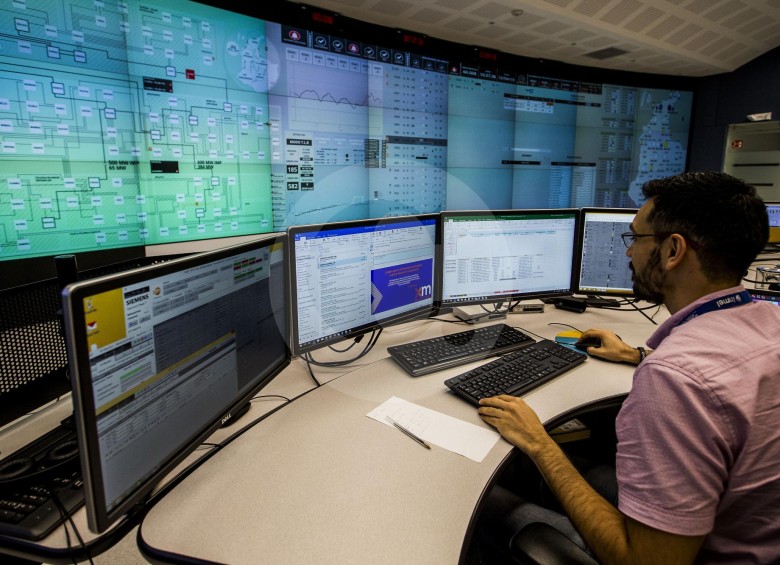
[0,302,667,564]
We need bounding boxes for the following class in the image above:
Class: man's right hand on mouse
[577,329,649,365]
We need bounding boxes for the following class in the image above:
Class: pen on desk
[387,417,431,450]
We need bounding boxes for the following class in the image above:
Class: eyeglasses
[620,232,701,249]
[620,232,673,248]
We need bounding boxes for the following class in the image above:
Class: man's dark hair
[641,171,769,283]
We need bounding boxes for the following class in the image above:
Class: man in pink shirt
[478,171,780,564]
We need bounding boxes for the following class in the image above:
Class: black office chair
[503,399,625,565]
[509,522,599,565]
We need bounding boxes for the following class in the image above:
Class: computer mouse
[574,336,602,351]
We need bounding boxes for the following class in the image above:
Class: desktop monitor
[439,209,579,307]
[575,208,638,297]
[766,202,780,244]
[61,235,289,533]
[288,215,438,356]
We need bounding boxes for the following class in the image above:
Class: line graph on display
[287,96,370,134]
[294,89,382,109]
[285,62,382,108]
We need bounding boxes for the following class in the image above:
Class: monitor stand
[584,296,619,307]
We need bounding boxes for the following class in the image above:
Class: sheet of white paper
[367,396,501,462]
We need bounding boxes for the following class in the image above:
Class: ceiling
[290,0,780,77]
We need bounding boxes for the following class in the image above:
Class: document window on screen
[291,217,437,353]
[440,210,578,306]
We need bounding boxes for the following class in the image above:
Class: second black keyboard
[387,323,535,376]
[444,339,587,406]
[0,426,85,540]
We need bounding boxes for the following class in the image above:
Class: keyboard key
[0,427,85,540]
[387,323,535,376]
[444,340,587,405]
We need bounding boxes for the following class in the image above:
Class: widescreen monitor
[575,208,637,296]
[288,215,438,356]
[439,209,579,307]
[766,202,780,244]
[62,235,289,533]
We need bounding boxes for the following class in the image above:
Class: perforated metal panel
[0,257,178,426]
[0,280,66,395]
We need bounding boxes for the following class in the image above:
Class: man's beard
[631,247,665,304]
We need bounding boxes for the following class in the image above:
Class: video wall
[0,0,694,261]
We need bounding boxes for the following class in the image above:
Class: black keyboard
[0,426,85,540]
[444,340,587,406]
[387,323,535,376]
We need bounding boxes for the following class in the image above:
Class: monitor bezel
[573,207,638,297]
[286,214,439,357]
[766,202,780,244]
[437,208,580,308]
[748,287,780,304]
[62,234,290,533]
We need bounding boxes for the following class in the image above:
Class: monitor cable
[252,394,293,404]
[579,298,661,324]
[327,334,364,353]
[625,300,661,324]
[300,328,384,385]
[51,489,93,565]
[302,328,383,368]
[137,388,311,538]
[547,322,583,335]
[428,316,471,324]
[303,357,322,387]
[479,301,508,314]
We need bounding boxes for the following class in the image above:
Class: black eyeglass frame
[620,231,701,249]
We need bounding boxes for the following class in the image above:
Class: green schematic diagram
[0,0,272,260]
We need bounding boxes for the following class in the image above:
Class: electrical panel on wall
[723,121,780,202]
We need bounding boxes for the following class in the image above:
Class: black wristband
[636,346,646,363]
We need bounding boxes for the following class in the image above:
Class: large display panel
[288,214,437,355]
[268,25,693,225]
[267,20,450,227]
[0,0,273,262]
[0,0,693,269]
[439,209,579,307]
[62,235,289,533]
[575,208,637,296]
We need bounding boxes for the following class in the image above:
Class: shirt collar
[646,285,747,350]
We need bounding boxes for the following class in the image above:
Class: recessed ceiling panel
[296,0,780,76]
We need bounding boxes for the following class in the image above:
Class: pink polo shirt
[616,286,780,563]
